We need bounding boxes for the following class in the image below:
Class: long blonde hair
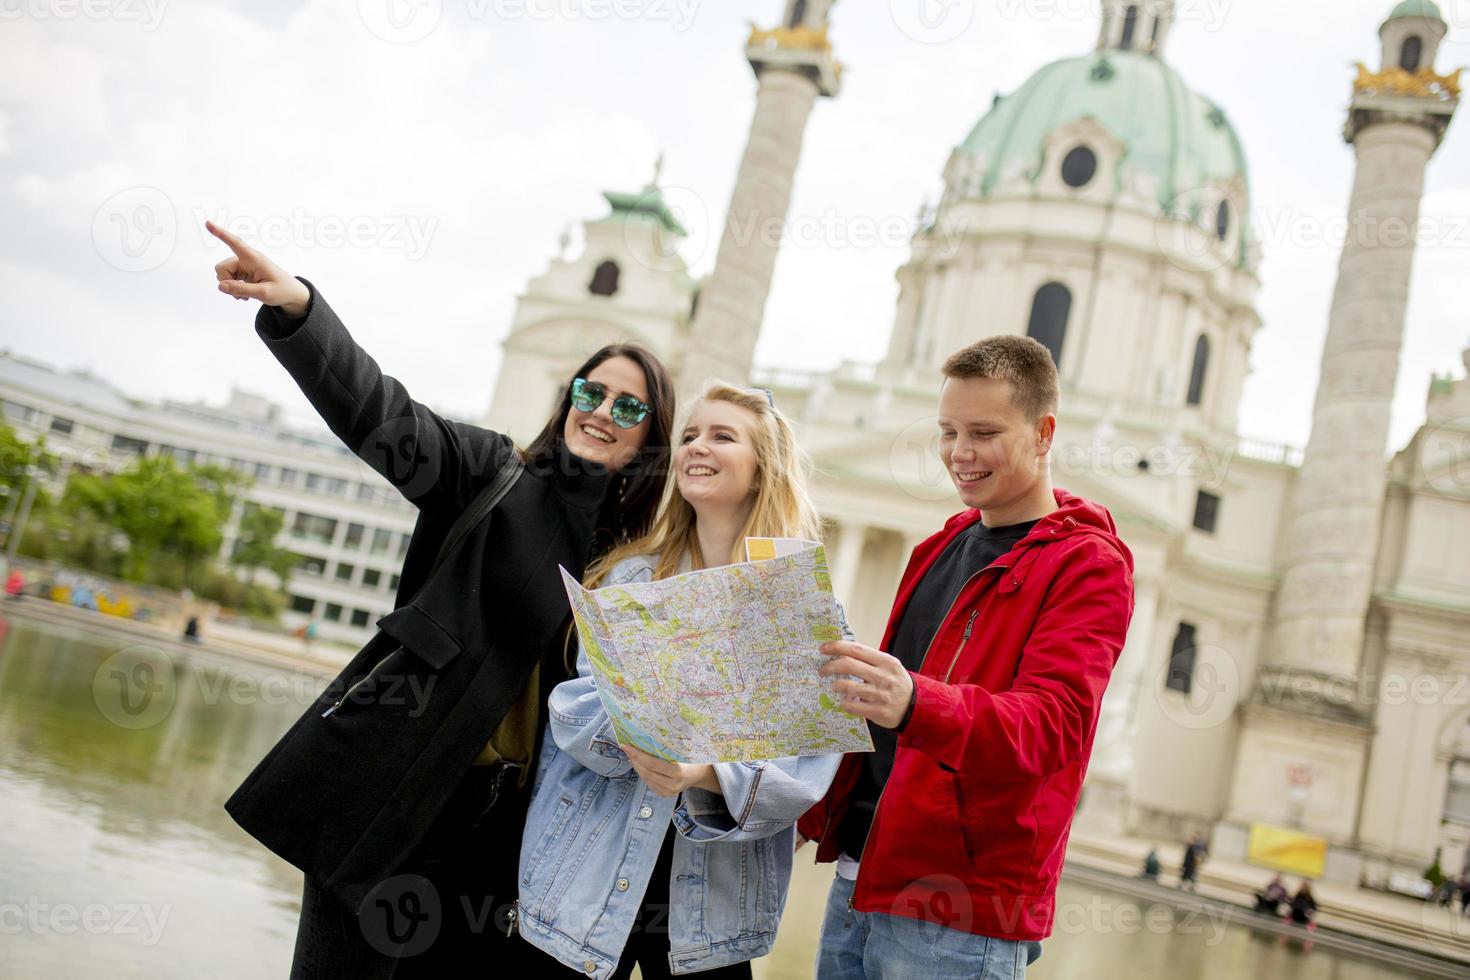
[585,382,823,586]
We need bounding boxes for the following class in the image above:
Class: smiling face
[674,400,761,519]
[937,375,1055,522]
[561,355,652,471]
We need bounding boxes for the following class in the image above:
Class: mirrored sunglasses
[570,377,652,429]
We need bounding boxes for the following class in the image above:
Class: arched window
[1186,333,1210,406]
[1400,35,1424,72]
[1165,622,1197,694]
[1026,282,1072,366]
[1120,5,1139,49]
[1215,201,1231,242]
[788,0,807,28]
[588,260,620,297]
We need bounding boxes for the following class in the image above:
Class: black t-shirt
[834,517,1040,862]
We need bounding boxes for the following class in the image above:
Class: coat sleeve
[674,600,853,843]
[896,554,1133,779]
[253,276,513,512]
[545,652,634,780]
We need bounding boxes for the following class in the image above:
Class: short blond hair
[941,336,1059,422]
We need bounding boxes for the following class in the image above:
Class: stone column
[828,520,867,607]
[677,20,841,398]
[1267,118,1449,685]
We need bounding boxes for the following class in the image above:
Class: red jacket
[799,488,1134,941]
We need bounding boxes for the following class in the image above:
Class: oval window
[1061,146,1098,189]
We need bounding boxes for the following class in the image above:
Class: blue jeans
[815,874,1042,980]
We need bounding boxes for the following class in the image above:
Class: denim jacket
[516,554,847,978]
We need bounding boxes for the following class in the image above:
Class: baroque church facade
[483,1,1470,887]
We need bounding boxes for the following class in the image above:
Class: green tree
[0,422,56,548]
[62,455,244,586]
[231,503,298,586]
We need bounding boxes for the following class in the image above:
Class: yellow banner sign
[1247,824,1328,879]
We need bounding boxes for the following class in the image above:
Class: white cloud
[0,0,1465,457]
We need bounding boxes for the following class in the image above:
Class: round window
[1061,146,1098,189]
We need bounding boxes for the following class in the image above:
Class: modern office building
[0,351,418,645]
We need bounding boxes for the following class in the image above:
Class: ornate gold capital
[748,24,832,54]
[1353,63,1461,100]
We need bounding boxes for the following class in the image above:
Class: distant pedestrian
[5,568,23,599]
[1179,833,1207,891]
[1254,874,1288,915]
[183,616,201,643]
[1141,847,1162,882]
[1288,881,1317,926]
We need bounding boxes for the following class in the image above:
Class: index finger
[205,219,257,259]
[820,640,884,663]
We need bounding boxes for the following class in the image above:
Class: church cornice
[1171,545,1280,596]
[1373,589,1470,628]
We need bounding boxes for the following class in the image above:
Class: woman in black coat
[208,221,676,977]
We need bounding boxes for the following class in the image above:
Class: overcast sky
[1,0,1467,454]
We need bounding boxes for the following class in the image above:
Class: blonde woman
[515,383,846,980]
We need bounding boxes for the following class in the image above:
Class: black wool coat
[223,277,612,911]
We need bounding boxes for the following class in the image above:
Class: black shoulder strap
[423,452,526,584]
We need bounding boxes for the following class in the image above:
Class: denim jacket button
[583,960,597,974]
[616,877,630,891]
[638,805,653,819]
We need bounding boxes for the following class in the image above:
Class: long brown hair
[584,382,822,586]
[518,343,675,552]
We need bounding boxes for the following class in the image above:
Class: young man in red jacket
[807,336,1135,978]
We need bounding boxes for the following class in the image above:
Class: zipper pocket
[950,774,977,865]
[943,610,980,683]
[321,645,402,717]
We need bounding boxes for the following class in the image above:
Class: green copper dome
[953,50,1251,267]
[1387,0,1444,22]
